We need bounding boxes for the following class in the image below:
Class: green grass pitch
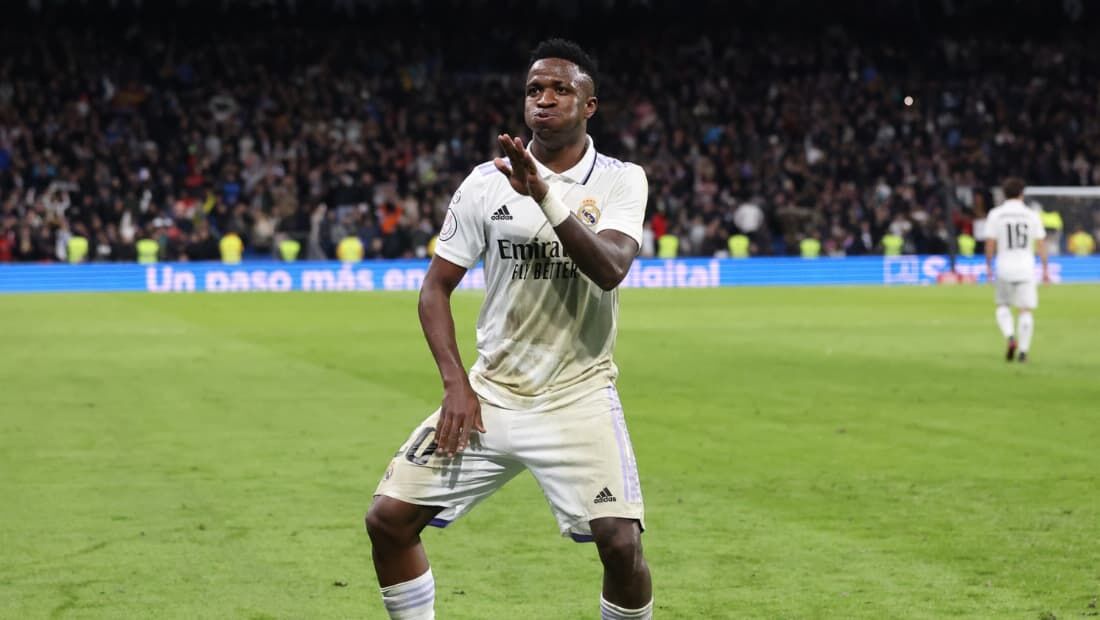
[2,285,1098,619]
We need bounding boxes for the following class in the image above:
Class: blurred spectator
[185,224,219,262]
[1040,208,1064,255]
[219,230,244,264]
[1067,227,1096,256]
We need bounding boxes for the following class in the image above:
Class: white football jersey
[985,199,1046,282]
[434,136,647,411]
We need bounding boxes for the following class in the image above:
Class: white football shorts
[995,279,1038,309]
[373,385,645,541]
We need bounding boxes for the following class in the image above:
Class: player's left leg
[515,385,652,618]
[994,280,1017,361]
[591,517,653,618]
[1017,308,1034,362]
[1015,281,1039,362]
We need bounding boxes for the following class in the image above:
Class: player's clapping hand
[494,134,548,202]
[436,382,485,458]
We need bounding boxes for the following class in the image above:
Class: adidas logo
[594,487,617,504]
[491,205,513,221]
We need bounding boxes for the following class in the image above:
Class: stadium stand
[1,0,1098,262]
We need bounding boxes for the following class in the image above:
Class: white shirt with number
[985,199,1046,282]
[434,136,647,411]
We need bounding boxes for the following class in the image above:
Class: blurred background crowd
[2,0,1099,264]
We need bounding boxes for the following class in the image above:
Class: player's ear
[584,96,598,120]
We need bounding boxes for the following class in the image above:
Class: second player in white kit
[984,177,1049,362]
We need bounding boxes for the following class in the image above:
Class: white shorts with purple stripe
[374,385,645,541]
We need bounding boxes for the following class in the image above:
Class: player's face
[524,58,597,144]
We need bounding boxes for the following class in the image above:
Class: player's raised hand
[435,381,485,458]
[494,134,548,202]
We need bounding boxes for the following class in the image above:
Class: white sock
[601,595,653,619]
[380,568,435,620]
[995,306,1014,339]
[1018,312,1034,353]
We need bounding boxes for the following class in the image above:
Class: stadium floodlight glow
[1023,186,1100,198]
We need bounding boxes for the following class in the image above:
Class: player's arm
[984,236,996,282]
[1035,234,1050,283]
[984,212,997,282]
[495,134,638,290]
[547,219,636,291]
[418,256,485,457]
[1032,212,1050,283]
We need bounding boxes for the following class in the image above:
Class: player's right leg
[366,406,522,619]
[994,280,1016,361]
[366,498,442,620]
[366,497,440,587]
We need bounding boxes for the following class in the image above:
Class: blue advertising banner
[0,256,1097,294]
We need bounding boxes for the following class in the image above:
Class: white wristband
[538,189,572,227]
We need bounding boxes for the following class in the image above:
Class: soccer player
[365,39,653,620]
[984,177,1049,362]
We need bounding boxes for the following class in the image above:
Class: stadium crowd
[2,13,1100,263]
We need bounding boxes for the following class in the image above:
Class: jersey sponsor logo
[490,205,513,221]
[594,487,617,504]
[497,238,570,260]
[439,209,458,241]
[498,239,579,280]
[511,261,579,280]
[578,198,600,226]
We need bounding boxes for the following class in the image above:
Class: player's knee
[364,505,387,540]
[365,500,410,545]
[366,496,435,546]
[593,521,644,573]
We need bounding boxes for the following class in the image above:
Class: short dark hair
[528,38,598,95]
[1002,177,1026,199]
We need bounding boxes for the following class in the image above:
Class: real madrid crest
[578,198,600,226]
